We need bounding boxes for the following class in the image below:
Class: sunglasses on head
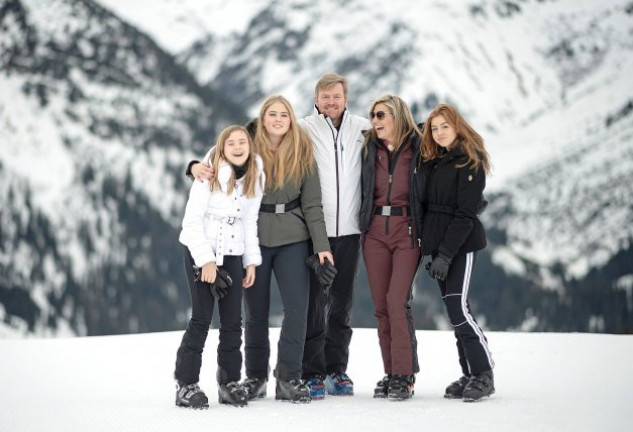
[370,111,390,120]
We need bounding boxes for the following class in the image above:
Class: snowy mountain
[480,107,633,332]
[0,0,248,336]
[2,0,632,336]
[97,0,633,333]
[2,328,632,431]
[102,0,633,166]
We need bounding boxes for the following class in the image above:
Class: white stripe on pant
[439,251,494,375]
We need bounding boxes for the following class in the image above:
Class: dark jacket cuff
[437,247,453,263]
[185,160,200,180]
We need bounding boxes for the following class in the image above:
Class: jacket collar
[313,105,349,129]
[437,144,467,164]
[216,154,264,192]
[370,131,420,151]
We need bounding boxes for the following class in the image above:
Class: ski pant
[436,251,494,376]
[302,234,360,378]
[362,227,421,376]
[244,241,310,381]
[174,247,244,385]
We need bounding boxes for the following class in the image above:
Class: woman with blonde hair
[417,103,495,402]
[242,95,333,403]
[359,95,423,400]
[175,125,265,409]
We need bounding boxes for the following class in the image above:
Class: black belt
[427,204,456,216]
[374,205,410,216]
[260,197,301,214]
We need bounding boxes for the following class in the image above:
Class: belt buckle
[380,206,391,216]
[275,203,285,214]
[226,216,236,225]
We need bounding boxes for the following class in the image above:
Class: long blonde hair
[209,125,260,198]
[421,104,491,174]
[364,95,422,152]
[254,95,315,189]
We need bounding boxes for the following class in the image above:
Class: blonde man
[297,74,371,398]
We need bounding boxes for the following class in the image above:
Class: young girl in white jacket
[174,125,265,409]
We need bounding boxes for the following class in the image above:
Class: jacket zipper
[385,144,404,235]
[329,123,341,237]
[411,154,421,248]
[385,172,392,234]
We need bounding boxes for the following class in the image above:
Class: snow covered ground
[2,328,632,431]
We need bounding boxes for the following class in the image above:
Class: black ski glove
[305,255,338,292]
[427,253,452,281]
[210,267,233,300]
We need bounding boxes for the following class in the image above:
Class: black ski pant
[244,241,310,381]
[436,251,494,376]
[302,234,359,378]
[174,247,244,385]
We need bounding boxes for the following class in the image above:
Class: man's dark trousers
[302,234,360,377]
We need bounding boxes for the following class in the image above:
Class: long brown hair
[421,103,491,174]
[254,95,315,189]
[210,125,261,198]
[364,95,422,152]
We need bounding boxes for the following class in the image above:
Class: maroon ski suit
[360,135,421,376]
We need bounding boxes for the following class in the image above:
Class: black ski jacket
[415,147,487,259]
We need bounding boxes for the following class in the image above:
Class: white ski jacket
[179,153,265,268]
[299,108,371,237]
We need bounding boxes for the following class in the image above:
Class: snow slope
[1,328,632,431]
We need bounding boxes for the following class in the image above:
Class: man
[297,73,370,399]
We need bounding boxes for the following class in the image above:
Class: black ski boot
[373,375,392,398]
[175,381,209,409]
[275,379,311,403]
[444,375,470,399]
[462,370,495,402]
[218,381,248,407]
[387,375,415,400]
[242,377,267,401]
